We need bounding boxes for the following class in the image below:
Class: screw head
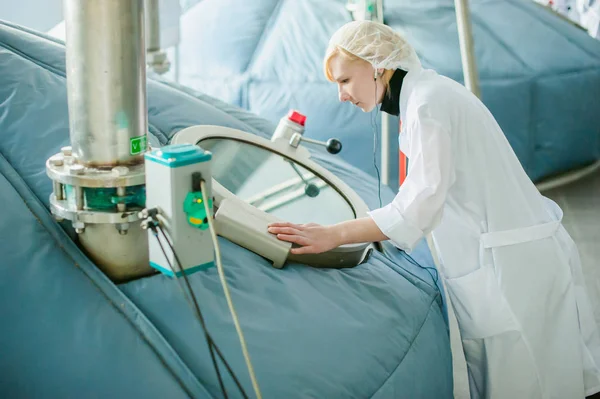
[112,166,130,177]
[69,164,85,175]
[49,155,64,167]
[72,221,85,234]
[116,223,130,235]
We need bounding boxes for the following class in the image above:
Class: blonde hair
[324,45,395,91]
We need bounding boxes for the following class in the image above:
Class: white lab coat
[578,0,600,39]
[369,67,600,398]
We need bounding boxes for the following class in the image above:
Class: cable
[372,78,383,208]
[199,179,263,399]
[398,248,439,287]
[147,218,250,399]
[149,225,230,399]
[155,225,250,399]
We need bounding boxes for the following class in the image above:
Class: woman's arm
[267,217,388,255]
[269,110,455,256]
[333,217,389,245]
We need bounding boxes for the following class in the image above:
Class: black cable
[149,226,229,399]
[152,222,250,399]
[398,248,439,287]
[159,231,251,399]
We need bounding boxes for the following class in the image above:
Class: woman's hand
[267,222,341,255]
[268,217,389,255]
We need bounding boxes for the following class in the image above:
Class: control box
[144,143,214,277]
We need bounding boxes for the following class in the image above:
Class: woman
[268,20,600,399]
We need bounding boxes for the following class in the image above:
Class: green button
[183,192,213,230]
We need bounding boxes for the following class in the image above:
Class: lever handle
[290,134,343,154]
[287,160,321,198]
[325,138,342,154]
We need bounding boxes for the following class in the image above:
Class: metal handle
[290,134,343,154]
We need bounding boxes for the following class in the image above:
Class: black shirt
[380,69,408,117]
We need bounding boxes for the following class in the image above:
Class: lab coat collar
[399,65,423,123]
[380,69,407,116]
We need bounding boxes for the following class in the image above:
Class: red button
[287,110,306,126]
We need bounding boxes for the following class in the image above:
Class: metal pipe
[144,0,171,74]
[53,181,64,201]
[64,0,147,168]
[58,0,152,282]
[145,0,161,53]
[174,45,180,82]
[116,186,127,212]
[258,180,329,214]
[373,0,389,187]
[454,0,481,98]
[75,186,84,210]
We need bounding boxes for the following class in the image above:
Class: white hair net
[326,20,421,72]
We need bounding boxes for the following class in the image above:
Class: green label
[130,135,147,155]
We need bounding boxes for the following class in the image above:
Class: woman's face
[329,54,385,112]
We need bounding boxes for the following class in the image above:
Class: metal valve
[289,133,343,154]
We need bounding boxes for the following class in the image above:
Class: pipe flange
[50,195,142,225]
[46,153,145,188]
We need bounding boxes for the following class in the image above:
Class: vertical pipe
[372,0,390,186]
[145,0,161,53]
[63,0,147,168]
[175,45,180,83]
[53,181,64,201]
[116,186,127,212]
[61,0,152,281]
[454,0,481,98]
[75,186,84,210]
[376,0,384,22]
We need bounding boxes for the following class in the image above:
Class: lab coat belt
[480,220,561,249]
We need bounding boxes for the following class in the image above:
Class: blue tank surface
[0,21,453,398]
